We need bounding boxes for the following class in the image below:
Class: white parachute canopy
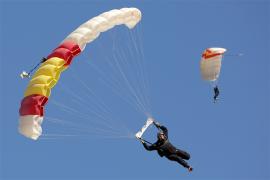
[200,47,227,81]
[64,7,142,51]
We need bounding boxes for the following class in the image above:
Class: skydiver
[213,85,220,103]
[139,121,193,172]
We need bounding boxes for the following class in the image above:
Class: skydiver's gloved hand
[139,138,146,144]
[153,121,161,128]
[188,166,193,172]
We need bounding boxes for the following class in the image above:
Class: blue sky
[0,0,269,180]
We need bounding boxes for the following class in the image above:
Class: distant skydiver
[213,85,220,103]
[139,121,193,172]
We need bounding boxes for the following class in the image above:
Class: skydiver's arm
[142,142,157,151]
[158,125,168,138]
[153,122,168,137]
[153,121,162,129]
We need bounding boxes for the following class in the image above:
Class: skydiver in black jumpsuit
[213,85,220,103]
[140,121,193,172]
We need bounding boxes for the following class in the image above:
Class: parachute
[18,7,142,140]
[200,47,227,82]
[135,117,154,139]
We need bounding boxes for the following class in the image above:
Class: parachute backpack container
[200,47,227,82]
[19,8,142,140]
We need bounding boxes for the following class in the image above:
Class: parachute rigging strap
[20,57,48,78]
[138,137,153,145]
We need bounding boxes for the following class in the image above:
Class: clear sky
[0,0,269,180]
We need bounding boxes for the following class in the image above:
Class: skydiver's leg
[176,149,190,160]
[215,86,220,98]
[214,95,217,102]
[166,154,190,168]
[213,88,217,100]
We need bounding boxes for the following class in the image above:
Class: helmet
[157,131,165,139]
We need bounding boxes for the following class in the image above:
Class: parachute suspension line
[112,44,147,114]
[111,26,151,116]
[211,54,225,88]
[82,25,152,118]
[50,96,128,136]
[68,97,116,130]
[54,84,114,127]
[47,117,129,138]
[45,118,124,139]
[124,29,150,115]
[45,117,101,134]
[68,69,133,136]
[104,25,152,117]
[84,55,143,117]
[49,99,114,129]
[84,60,125,96]
[84,59,141,110]
[85,47,131,95]
[49,99,119,132]
[39,133,134,140]
[224,53,243,57]
[95,134,136,140]
[99,77,146,115]
[48,100,120,135]
[102,43,147,115]
[111,49,148,115]
[68,70,119,124]
[39,136,134,140]
[83,49,146,116]
[70,71,115,119]
[45,116,126,137]
[132,25,151,115]
[84,40,147,115]
[43,117,134,139]
[50,99,82,115]
[92,38,149,116]
[119,29,148,112]
[129,24,152,116]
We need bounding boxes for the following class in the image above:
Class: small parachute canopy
[200,47,227,81]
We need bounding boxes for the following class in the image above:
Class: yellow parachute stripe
[42,57,66,67]
[28,75,57,88]
[25,84,51,97]
[24,57,66,98]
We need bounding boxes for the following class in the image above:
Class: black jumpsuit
[142,126,191,168]
[214,86,220,101]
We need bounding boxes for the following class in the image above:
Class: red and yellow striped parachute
[19,7,142,140]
